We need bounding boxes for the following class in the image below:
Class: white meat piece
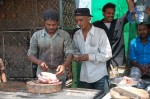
[38,72,59,84]
[119,76,137,85]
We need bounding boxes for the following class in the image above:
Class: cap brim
[74,14,93,17]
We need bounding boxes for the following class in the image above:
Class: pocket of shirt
[90,37,96,47]
[89,46,98,54]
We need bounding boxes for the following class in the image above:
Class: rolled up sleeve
[64,33,73,56]
[129,41,137,62]
[27,34,38,57]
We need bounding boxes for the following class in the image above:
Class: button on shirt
[129,36,150,65]
[73,25,112,83]
[28,28,73,75]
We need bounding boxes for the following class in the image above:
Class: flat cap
[43,9,59,21]
[74,8,93,17]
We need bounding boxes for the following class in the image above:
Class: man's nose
[49,25,53,29]
[110,13,114,17]
[141,29,145,32]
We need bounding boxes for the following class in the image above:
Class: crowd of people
[26,0,135,96]
[1,0,150,97]
[26,0,150,96]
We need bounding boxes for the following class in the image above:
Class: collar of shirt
[77,25,95,37]
[41,28,63,37]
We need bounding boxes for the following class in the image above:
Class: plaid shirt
[28,28,73,74]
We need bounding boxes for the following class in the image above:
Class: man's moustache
[48,29,55,31]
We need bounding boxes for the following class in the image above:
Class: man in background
[129,23,150,79]
[93,0,134,70]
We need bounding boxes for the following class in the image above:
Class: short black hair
[147,23,150,29]
[43,9,59,21]
[137,22,148,29]
[102,3,116,12]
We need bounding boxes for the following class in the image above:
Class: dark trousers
[80,75,109,93]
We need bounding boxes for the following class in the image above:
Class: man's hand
[143,65,150,75]
[78,54,89,61]
[126,0,134,12]
[139,65,149,75]
[56,65,65,76]
[74,54,80,61]
[145,7,150,16]
[39,61,49,71]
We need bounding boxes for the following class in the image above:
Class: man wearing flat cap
[28,9,73,87]
[73,8,112,95]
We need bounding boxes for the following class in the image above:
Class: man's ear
[88,17,91,22]
[57,20,62,29]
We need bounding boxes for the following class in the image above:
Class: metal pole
[59,0,63,29]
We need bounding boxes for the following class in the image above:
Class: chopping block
[26,80,62,94]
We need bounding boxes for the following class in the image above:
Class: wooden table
[0,87,102,99]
